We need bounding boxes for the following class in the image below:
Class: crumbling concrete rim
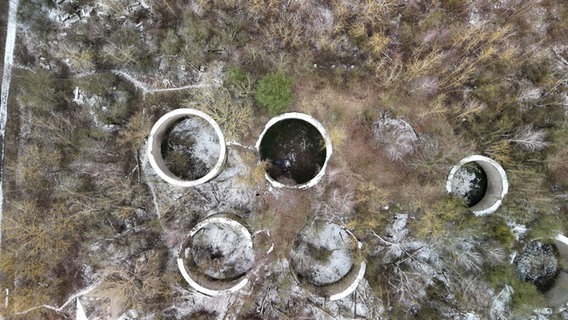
[329,261,367,301]
[525,234,568,307]
[328,227,366,301]
[147,108,227,187]
[289,222,366,299]
[177,216,253,296]
[255,112,333,189]
[446,154,508,216]
[176,258,249,297]
[555,234,568,247]
[188,216,253,241]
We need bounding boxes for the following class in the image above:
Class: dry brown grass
[289,75,450,212]
[260,190,314,258]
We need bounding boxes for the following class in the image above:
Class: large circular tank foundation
[256,112,332,189]
[289,221,366,300]
[543,234,568,306]
[177,215,254,296]
[446,155,508,216]
[148,108,227,187]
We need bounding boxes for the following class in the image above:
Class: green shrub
[227,67,250,87]
[484,215,514,246]
[227,67,254,96]
[255,70,293,115]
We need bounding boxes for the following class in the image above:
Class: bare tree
[508,125,548,152]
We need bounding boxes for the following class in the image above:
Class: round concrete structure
[177,215,254,296]
[446,155,508,216]
[148,109,227,187]
[544,234,568,306]
[256,112,333,189]
[289,222,366,300]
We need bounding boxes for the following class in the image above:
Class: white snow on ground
[450,166,478,199]
[373,117,418,161]
[490,285,512,319]
[291,223,354,285]
[0,0,20,250]
[506,219,529,241]
[191,222,255,279]
[112,67,222,99]
[169,117,220,168]
[141,138,256,218]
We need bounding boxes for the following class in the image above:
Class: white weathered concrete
[148,109,226,187]
[446,155,508,216]
[76,299,88,320]
[329,262,367,301]
[255,112,332,189]
[329,228,366,301]
[177,216,253,296]
[290,223,366,300]
[0,0,20,252]
[545,234,568,306]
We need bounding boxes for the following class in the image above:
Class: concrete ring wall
[148,108,227,187]
[289,225,366,301]
[177,215,253,296]
[545,234,568,306]
[255,112,333,189]
[446,155,508,216]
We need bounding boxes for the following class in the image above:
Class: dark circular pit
[455,162,488,207]
[259,119,326,186]
[514,241,560,292]
[446,155,508,216]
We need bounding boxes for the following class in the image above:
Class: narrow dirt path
[0,0,20,249]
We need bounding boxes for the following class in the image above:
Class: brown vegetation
[3,0,568,318]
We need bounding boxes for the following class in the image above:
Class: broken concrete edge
[76,299,88,320]
[555,234,568,247]
[538,234,568,307]
[177,215,253,296]
[328,228,366,301]
[289,224,366,300]
[446,154,508,216]
[148,108,227,187]
[176,258,249,297]
[554,234,568,270]
[255,112,333,189]
[329,262,367,301]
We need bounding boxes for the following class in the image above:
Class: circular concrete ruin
[543,234,568,306]
[256,112,332,189]
[148,108,227,187]
[289,222,366,300]
[446,155,508,216]
[177,215,255,296]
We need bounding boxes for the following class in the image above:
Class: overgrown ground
[1,0,568,319]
